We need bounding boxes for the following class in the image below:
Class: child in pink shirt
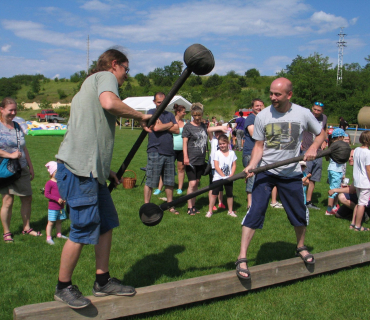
[45,161,68,245]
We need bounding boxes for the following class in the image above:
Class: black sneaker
[306,202,320,210]
[92,278,136,297]
[54,285,91,309]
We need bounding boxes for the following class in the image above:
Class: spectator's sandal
[169,207,180,215]
[3,232,14,243]
[192,206,200,214]
[22,228,42,237]
[349,224,355,230]
[187,208,195,216]
[295,246,315,265]
[354,226,369,232]
[235,258,251,280]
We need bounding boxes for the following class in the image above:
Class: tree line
[1,53,370,124]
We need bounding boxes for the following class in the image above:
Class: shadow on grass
[122,245,235,287]
[254,241,314,265]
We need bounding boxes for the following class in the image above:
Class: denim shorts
[48,208,67,222]
[56,162,119,245]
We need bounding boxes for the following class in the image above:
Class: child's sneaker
[270,202,283,208]
[176,189,183,195]
[218,203,226,209]
[153,189,161,195]
[325,210,336,216]
[47,239,55,245]
[227,211,237,217]
[57,235,68,239]
[212,206,217,211]
[205,212,213,218]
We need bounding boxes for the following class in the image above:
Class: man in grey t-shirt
[301,101,327,210]
[235,78,325,280]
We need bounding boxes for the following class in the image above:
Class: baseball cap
[331,128,346,138]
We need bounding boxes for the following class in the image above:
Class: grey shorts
[146,152,175,188]
[303,152,322,182]
[242,154,255,193]
[0,166,33,196]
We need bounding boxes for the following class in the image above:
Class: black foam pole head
[139,203,164,227]
[184,44,215,75]
[329,140,351,164]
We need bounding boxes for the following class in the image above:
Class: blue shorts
[328,170,343,198]
[48,209,67,222]
[56,163,119,245]
[146,152,175,188]
[242,171,308,229]
[242,154,255,193]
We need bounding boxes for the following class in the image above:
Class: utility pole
[337,27,346,85]
[87,35,90,74]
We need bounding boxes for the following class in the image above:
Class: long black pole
[108,68,192,192]
[158,147,333,211]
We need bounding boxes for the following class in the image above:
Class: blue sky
[1,0,369,79]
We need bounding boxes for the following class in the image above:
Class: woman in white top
[172,104,186,195]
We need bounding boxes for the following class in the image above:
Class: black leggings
[211,181,233,197]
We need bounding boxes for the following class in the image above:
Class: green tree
[189,76,202,87]
[31,78,40,94]
[57,89,67,100]
[135,73,151,87]
[70,70,87,83]
[245,68,260,78]
[204,74,223,88]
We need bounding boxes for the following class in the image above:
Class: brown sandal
[169,207,180,215]
[22,228,42,236]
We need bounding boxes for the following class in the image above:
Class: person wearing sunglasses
[301,101,327,210]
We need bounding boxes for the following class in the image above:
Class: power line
[337,27,347,85]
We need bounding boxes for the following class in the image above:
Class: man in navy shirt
[144,93,179,211]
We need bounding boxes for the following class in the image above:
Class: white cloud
[1,20,114,51]
[310,11,348,33]
[1,44,11,52]
[350,17,359,25]
[52,74,60,79]
[91,0,316,43]
[80,0,112,11]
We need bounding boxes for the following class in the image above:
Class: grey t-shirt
[182,122,208,165]
[301,112,327,151]
[253,103,322,177]
[56,71,118,184]
[0,121,27,168]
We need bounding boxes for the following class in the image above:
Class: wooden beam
[14,242,370,320]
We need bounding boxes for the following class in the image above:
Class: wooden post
[13,242,370,320]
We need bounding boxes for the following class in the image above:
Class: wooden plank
[13,242,370,320]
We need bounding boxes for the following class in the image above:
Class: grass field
[1,128,369,320]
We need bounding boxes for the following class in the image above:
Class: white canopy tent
[120,95,192,129]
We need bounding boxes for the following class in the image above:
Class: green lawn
[1,128,369,320]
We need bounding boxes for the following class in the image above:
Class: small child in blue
[45,161,68,245]
[326,128,346,216]
[300,161,311,205]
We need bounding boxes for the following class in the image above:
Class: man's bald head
[271,77,292,94]
[269,77,293,113]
